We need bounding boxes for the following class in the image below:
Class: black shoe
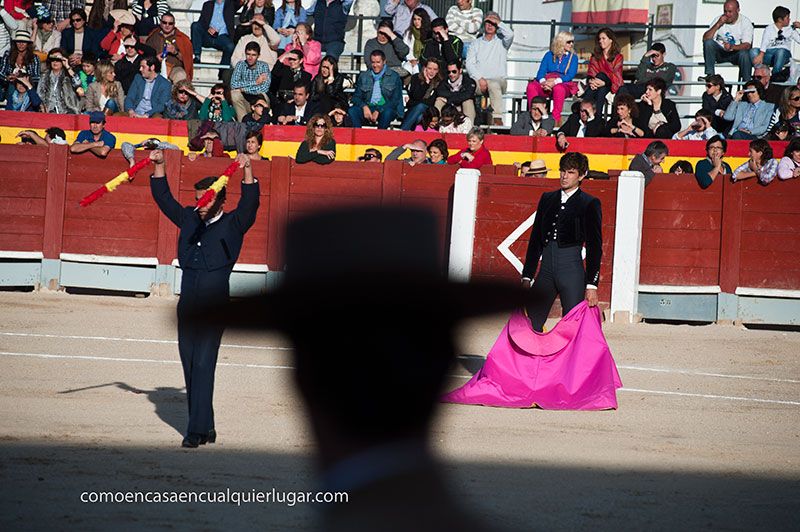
[200,429,216,445]
[193,55,201,63]
[182,433,202,448]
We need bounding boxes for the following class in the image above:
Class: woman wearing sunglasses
[296,114,336,164]
[525,31,578,126]
[701,74,733,133]
[771,86,800,137]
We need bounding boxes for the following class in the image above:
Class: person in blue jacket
[124,56,172,117]
[347,49,404,129]
[525,31,579,125]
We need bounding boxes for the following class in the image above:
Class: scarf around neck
[370,65,387,105]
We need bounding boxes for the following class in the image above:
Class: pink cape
[443,302,622,410]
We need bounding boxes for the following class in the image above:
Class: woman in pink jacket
[282,22,321,77]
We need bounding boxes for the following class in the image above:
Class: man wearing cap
[522,152,602,332]
[144,11,194,83]
[70,111,116,158]
[465,11,513,126]
[386,139,428,166]
[518,159,549,178]
[147,149,259,449]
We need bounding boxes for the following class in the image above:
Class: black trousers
[525,243,586,332]
[176,267,230,435]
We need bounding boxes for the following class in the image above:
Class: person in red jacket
[447,126,493,169]
[581,27,623,117]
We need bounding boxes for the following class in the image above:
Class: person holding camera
[363,19,410,80]
[674,109,718,141]
[419,18,462,68]
[465,11,513,126]
[197,82,236,122]
[37,48,81,114]
[618,42,676,99]
[724,79,775,140]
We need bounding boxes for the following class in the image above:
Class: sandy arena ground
[0,290,798,531]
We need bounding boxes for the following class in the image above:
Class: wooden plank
[742,193,800,214]
[42,144,69,259]
[739,251,800,272]
[290,193,388,213]
[62,218,159,239]
[740,212,800,233]
[643,210,721,230]
[290,176,383,196]
[645,175,723,192]
[0,232,43,251]
[61,235,157,257]
[290,161,383,180]
[740,231,800,252]
[738,270,800,290]
[643,191,724,211]
[267,157,291,270]
[641,248,720,268]
[0,197,46,216]
[639,266,719,286]
[0,178,49,198]
[66,184,154,205]
[640,228,721,250]
[0,215,45,235]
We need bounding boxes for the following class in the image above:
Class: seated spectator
[187,130,227,160]
[86,0,117,31]
[84,60,125,115]
[357,148,383,162]
[273,0,307,50]
[447,127,492,169]
[198,82,236,122]
[702,74,734,133]
[124,55,172,118]
[724,80,775,139]
[72,52,97,99]
[702,0,753,82]
[276,81,318,126]
[348,49,404,129]
[100,11,136,62]
[230,41,272,120]
[465,11,513,126]
[427,138,448,164]
[283,22,321,77]
[163,79,201,120]
[732,138,778,184]
[518,159,549,177]
[402,8,432,75]
[144,12,194,84]
[296,114,336,164]
[420,17,462,68]
[603,93,645,138]
[751,6,799,80]
[16,127,68,145]
[638,78,681,139]
[70,111,116,158]
[674,109,718,141]
[311,55,349,115]
[619,42,676,99]
[32,14,62,59]
[385,0,436,36]
[37,49,81,113]
[771,85,800,136]
[364,19,410,80]
[328,101,353,127]
[629,140,668,186]
[581,27,623,115]
[61,8,104,65]
[270,48,312,106]
[6,74,41,111]
[752,64,783,105]
[311,0,352,60]
[231,15,280,70]
[242,130,265,161]
[0,29,40,102]
[242,94,272,126]
[445,0,483,59]
[434,60,476,122]
[438,103,473,133]
[386,139,428,166]
[415,106,440,132]
[401,57,443,130]
[131,0,169,39]
[555,99,603,140]
[669,160,694,174]
[510,96,554,136]
[191,0,236,65]
[769,120,793,140]
[115,37,156,93]
[777,137,800,180]
[525,31,578,126]
[695,135,732,189]
[236,0,276,42]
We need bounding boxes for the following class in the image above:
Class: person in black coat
[114,37,157,93]
[148,149,260,449]
[190,0,237,64]
[702,74,734,133]
[61,8,107,63]
[602,92,647,138]
[554,100,604,151]
[637,77,681,138]
[235,0,276,42]
[419,18,463,67]
[521,152,602,332]
[270,49,313,106]
[311,55,349,115]
[400,58,443,130]
[434,60,477,122]
[275,82,320,126]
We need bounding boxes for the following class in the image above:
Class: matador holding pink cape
[444,152,622,410]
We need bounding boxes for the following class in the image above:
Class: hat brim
[194,275,528,331]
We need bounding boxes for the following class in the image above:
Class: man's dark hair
[773,6,790,22]
[370,49,386,61]
[644,140,669,158]
[80,52,97,66]
[293,81,308,92]
[430,17,447,29]
[161,11,175,21]
[750,138,773,161]
[706,74,725,88]
[530,96,548,106]
[446,59,462,70]
[290,49,304,60]
[245,41,261,55]
[559,152,589,175]
[645,77,667,93]
[695,108,713,122]
[140,55,161,73]
[194,176,227,204]
[668,160,693,174]
[579,98,596,110]
[651,42,666,55]
[377,19,394,31]
[706,135,727,153]
[68,8,86,21]
[45,127,66,141]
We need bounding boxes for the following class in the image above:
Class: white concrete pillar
[448,169,481,282]
[610,171,646,323]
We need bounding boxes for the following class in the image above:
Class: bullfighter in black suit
[521,152,602,332]
[148,150,260,448]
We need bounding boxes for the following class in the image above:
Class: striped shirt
[230,59,271,94]
[130,0,170,27]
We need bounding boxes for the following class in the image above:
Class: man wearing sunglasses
[618,42,675,99]
[114,36,157,93]
[434,59,476,122]
[144,12,194,83]
[60,8,103,65]
[701,74,734,133]
[357,148,383,162]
